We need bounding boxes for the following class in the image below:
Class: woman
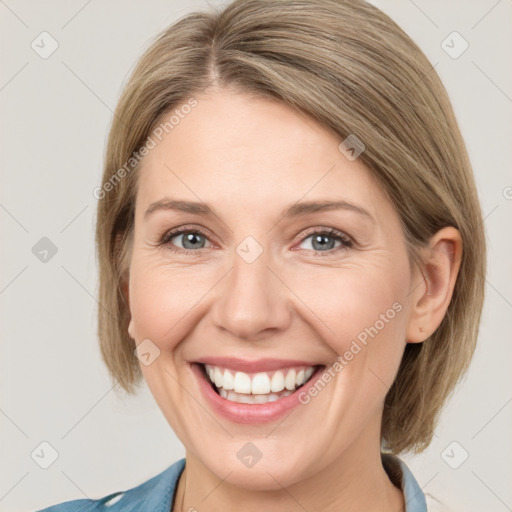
[38,0,485,510]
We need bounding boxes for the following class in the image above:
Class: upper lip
[193,357,321,373]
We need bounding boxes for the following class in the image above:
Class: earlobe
[406,227,463,343]
[125,281,136,340]
[128,317,135,340]
[120,272,134,339]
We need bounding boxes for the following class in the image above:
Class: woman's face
[127,87,417,489]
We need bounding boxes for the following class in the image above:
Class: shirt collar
[382,452,428,512]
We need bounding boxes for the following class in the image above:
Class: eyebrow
[144,198,373,221]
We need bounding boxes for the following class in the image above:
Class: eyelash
[157,225,353,257]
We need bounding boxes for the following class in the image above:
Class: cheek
[291,267,409,437]
[288,263,409,371]
[128,259,206,346]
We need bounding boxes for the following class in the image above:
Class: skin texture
[125,87,462,512]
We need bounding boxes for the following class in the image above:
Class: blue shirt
[36,454,427,511]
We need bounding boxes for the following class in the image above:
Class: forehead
[135,89,390,221]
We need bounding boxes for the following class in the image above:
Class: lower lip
[191,363,324,424]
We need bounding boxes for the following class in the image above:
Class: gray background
[0,1,511,511]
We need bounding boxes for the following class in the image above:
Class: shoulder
[36,458,186,512]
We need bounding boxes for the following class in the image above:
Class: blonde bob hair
[95,0,486,454]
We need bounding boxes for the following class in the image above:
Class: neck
[173,422,405,512]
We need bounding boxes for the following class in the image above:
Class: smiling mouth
[199,363,323,405]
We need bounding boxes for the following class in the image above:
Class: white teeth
[222,369,234,390]
[253,394,270,404]
[203,363,317,403]
[237,393,253,404]
[270,371,285,393]
[284,368,296,390]
[251,372,271,394]
[233,371,252,394]
[214,367,223,388]
[222,389,293,404]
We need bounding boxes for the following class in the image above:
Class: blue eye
[298,228,353,253]
[158,226,352,255]
[160,227,211,254]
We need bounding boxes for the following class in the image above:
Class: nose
[210,249,292,341]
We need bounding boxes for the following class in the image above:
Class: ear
[406,226,463,343]
[115,233,135,340]
[124,274,137,340]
